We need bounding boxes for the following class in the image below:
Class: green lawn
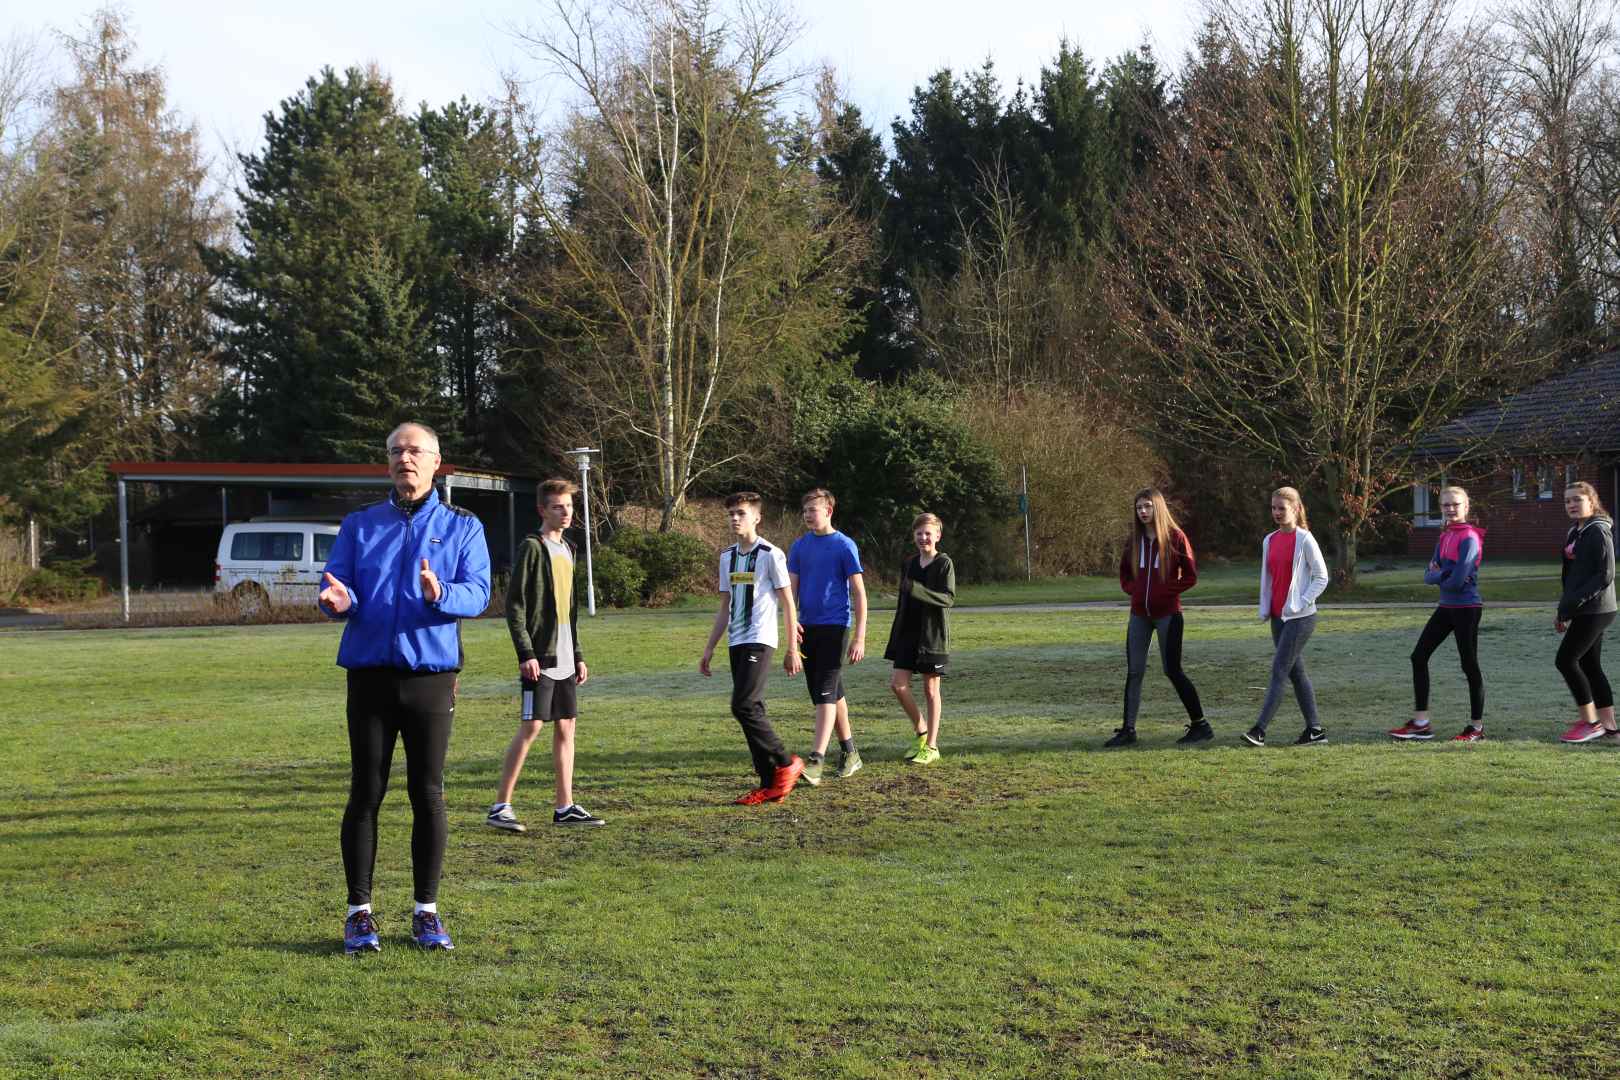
[3,607,1615,1078]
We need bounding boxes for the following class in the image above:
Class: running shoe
[904,733,928,761]
[734,787,773,805]
[1103,726,1137,748]
[765,756,805,802]
[1560,721,1607,744]
[1388,722,1434,740]
[1451,726,1484,742]
[1176,720,1214,745]
[344,910,380,955]
[553,804,606,826]
[485,804,525,832]
[411,910,453,951]
[1242,726,1266,747]
[837,748,863,778]
[802,758,824,786]
[1294,727,1328,746]
[912,745,940,765]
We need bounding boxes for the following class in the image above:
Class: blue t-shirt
[787,530,863,627]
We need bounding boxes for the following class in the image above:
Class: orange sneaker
[1450,726,1484,742]
[734,787,773,805]
[765,755,805,802]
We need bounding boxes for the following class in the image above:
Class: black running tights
[341,668,456,906]
[1411,606,1484,721]
[1556,612,1616,709]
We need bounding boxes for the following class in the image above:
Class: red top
[1267,530,1297,617]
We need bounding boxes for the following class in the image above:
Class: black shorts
[801,624,849,705]
[885,635,946,675]
[520,675,578,723]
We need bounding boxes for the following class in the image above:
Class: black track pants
[1122,613,1204,728]
[731,644,791,785]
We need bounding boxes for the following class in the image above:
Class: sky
[17,0,1207,165]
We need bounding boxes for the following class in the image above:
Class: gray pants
[1255,614,1319,732]
[1123,613,1204,728]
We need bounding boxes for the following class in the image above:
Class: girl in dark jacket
[1389,486,1486,742]
[1556,481,1618,743]
[1109,487,1208,747]
[886,513,956,765]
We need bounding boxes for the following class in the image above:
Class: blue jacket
[1423,522,1483,607]
[321,490,492,672]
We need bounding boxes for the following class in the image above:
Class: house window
[1512,466,1527,500]
[1414,477,1445,526]
[1538,463,1556,500]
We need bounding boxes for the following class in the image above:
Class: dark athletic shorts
[520,674,578,723]
[888,637,947,676]
[800,624,849,705]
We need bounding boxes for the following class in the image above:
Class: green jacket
[884,552,956,665]
[506,533,583,666]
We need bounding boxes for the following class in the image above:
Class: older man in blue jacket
[318,421,490,954]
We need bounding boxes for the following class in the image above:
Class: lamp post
[568,448,601,615]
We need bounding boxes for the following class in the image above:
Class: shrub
[11,559,105,605]
[585,545,647,608]
[606,526,712,605]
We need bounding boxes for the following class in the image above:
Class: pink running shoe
[1388,722,1434,740]
[1450,726,1483,742]
[1560,721,1607,744]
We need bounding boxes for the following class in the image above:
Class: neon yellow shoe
[903,732,927,760]
[912,745,940,765]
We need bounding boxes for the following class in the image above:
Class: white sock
[414,902,436,915]
[556,804,571,813]
[347,904,370,917]
[490,802,509,812]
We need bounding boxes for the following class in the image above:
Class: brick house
[1407,349,1620,559]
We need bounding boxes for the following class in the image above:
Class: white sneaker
[485,804,525,832]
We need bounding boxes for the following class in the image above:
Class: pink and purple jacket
[1424,522,1483,608]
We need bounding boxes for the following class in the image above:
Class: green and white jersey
[719,539,790,648]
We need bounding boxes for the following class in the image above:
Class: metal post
[569,448,601,615]
[118,479,131,623]
[442,473,453,506]
[220,486,228,527]
[507,490,516,573]
[27,515,38,569]
[1021,465,1032,582]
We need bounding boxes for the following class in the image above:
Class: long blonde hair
[1272,486,1309,531]
[1128,487,1186,580]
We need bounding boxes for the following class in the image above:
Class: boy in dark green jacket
[486,479,602,832]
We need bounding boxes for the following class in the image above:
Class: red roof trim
[108,461,461,478]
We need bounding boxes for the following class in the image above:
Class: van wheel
[232,582,269,618]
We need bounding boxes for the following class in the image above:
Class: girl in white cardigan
[1243,486,1331,746]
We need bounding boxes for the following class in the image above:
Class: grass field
[4,605,1617,1079]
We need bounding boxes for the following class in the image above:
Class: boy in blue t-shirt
[786,488,867,785]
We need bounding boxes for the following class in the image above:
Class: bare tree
[508,0,866,528]
[1109,0,1542,584]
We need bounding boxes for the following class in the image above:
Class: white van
[215,521,342,613]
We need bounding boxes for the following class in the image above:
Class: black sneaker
[1294,727,1328,746]
[1176,720,1214,745]
[1242,726,1265,747]
[1103,727,1137,748]
[553,804,606,826]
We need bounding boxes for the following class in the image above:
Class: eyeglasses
[388,445,438,459]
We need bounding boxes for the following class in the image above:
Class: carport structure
[106,461,537,623]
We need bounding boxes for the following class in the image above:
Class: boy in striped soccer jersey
[700,493,806,804]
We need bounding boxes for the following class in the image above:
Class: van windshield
[231,532,304,561]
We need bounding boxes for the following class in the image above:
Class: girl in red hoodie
[1109,488,1208,746]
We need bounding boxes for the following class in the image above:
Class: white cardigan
[1258,528,1330,622]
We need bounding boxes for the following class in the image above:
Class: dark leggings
[731,643,791,785]
[1123,613,1204,727]
[341,668,456,906]
[1411,606,1484,721]
[1556,612,1616,709]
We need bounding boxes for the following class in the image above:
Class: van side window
[314,532,336,563]
[231,532,304,561]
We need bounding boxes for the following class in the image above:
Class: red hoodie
[1118,529,1199,618]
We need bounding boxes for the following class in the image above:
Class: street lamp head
[567,447,601,472]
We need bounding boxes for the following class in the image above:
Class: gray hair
[386,422,440,454]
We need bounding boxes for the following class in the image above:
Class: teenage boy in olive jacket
[486,479,602,833]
